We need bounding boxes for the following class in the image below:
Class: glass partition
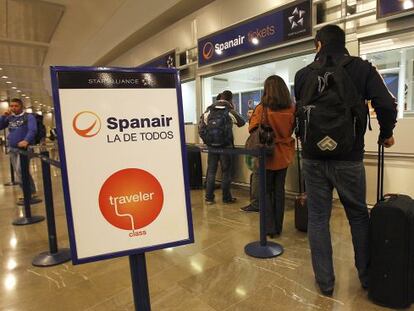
[202,53,315,120]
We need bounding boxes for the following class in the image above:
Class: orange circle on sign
[98,168,164,230]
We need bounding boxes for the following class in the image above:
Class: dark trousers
[303,159,369,291]
[265,168,287,235]
[250,167,259,209]
[205,153,233,201]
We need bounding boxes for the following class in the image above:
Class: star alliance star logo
[166,55,174,68]
[288,7,306,30]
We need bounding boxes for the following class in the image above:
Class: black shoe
[321,288,334,297]
[205,199,215,205]
[240,205,259,212]
[223,198,237,204]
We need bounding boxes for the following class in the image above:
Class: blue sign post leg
[129,253,151,311]
[244,148,283,258]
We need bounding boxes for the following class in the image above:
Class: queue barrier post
[195,144,283,259]
[32,150,71,267]
[244,147,283,258]
[12,151,45,225]
[129,253,151,311]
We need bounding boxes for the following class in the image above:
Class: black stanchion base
[12,215,45,226]
[4,182,18,186]
[244,241,284,258]
[17,197,42,206]
[32,248,71,267]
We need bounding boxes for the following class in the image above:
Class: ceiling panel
[0,43,10,63]
[7,0,64,42]
[9,45,47,65]
[0,0,6,37]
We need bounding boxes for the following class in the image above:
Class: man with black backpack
[199,90,245,205]
[295,25,397,296]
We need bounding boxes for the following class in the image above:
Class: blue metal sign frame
[50,66,194,264]
[198,0,312,67]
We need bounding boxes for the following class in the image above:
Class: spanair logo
[73,111,101,138]
[98,168,164,237]
[288,7,306,29]
[202,42,214,60]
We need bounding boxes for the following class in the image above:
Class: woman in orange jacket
[249,75,295,237]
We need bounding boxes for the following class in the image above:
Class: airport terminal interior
[1,0,414,310]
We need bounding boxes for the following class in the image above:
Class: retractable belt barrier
[192,144,283,259]
[8,147,71,266]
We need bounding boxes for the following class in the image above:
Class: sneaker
[240,205,259,212]
[223,198,237,204]
[205,199,215,205]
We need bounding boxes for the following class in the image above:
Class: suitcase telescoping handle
[376,140,385,203]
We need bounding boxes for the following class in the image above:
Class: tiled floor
[0,151,402,310]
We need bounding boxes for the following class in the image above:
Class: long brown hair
[261,75,292,111]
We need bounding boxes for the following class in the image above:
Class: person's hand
[3,109,11,116]
[17,140,29,149]
[382,136,395,148]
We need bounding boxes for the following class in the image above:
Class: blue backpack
[199,106,233,147]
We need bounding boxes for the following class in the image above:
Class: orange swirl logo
[72,111,101,138]
[202,42,214,60]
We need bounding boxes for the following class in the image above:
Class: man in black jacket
[200,90,245,205]
[294,25,397,296]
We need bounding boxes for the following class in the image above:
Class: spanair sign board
[198,0,311,66]
[51,67,194,264]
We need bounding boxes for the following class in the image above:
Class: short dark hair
[261,75,292,111]
[221,90,233,102]
[10,98,23,106]
[315,25,345,48]
[216,93,221,100]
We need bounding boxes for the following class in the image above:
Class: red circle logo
[202,42,214,60]
[98,168,164,230]
[73,111,101,138]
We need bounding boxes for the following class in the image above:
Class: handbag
[245,106,275,155]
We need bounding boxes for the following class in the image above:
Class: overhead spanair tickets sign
[198,0,311,66]
[377,0,414,20]
[51,67,193,264]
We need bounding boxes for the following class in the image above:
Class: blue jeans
[205,153,233,202]
[10,149,36,195]
[303,159,369,291]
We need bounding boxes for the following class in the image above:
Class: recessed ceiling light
[6,81,12,84]
[16,90,21,93]
[25,96,30,99]
[11,87,17,89]
[1,75,8,79]
[34,100,38,103]
[21,94,26,96]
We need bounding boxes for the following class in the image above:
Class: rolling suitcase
[294,138,308,232]
[368,143,414,309]
[186,145,203,189]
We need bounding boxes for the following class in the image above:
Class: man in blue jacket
[0,98,38,202]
